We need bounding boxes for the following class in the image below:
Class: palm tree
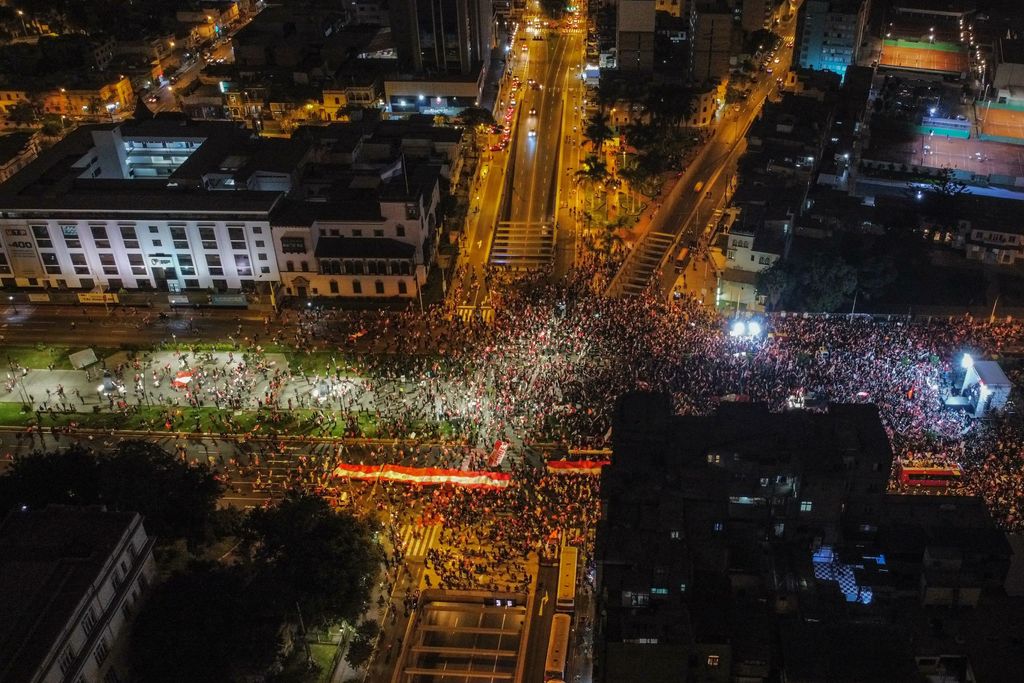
[574,154,609,211]
[583,111,614,151]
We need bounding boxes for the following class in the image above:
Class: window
[178,255,195,276]
[651,587,669,595]
[170,227,188,249]
[94,637,110,666]
[91,226,109,248]
[706,453,720,464]
[800,500,813,512]
[82,606,98,635]
[669,530,680,539]
[252,226,262,234]
[199,227,217,250]
[712,522,723,532]
[352,280,362,294]
[329,280,338,294]
[352,229,363,237]
[260,266,270,274]
[41,252,61,274]
[234,255,252,276]
[373,229,384,237]
[397,281,407,295]
[257,252,267,261]
[59,646,76,674]
[255,240,265,248]
[228,227,245,249]
[149,225,159,233]
[396,224,406,237]
[120,226,137,240]
[374,280,384,294]
[98,253,117,275]
[62,225,81,249]
[127,253,146,275]
[707,655,720,667]
[32,225,52,248]
[281,237,305,253]
[300,261,308,272]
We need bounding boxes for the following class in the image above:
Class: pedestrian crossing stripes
[456,305,495,324]
[397,523,440,559]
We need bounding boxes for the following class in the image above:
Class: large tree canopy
[241,492,382,628]
[0,441,222,543]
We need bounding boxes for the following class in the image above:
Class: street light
[8,296,15,313]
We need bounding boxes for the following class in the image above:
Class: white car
[528,128,537,137]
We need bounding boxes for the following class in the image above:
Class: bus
[897,463,963,488]
[556,545,579,612]
[544,613,572,681]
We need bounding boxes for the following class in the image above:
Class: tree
[0,441,222,545]
[921,167,968,232]
[102,440,223,544]
[241,492,381,628]
[583,111,614,150]
[129,564,284,683]
[344,620,380,669]
[574,154,609,210]
[756,262,791,311]
[6,100,38,125]
[455,106,495,129]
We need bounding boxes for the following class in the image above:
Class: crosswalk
[456,304,495,324]
[397,523,441,559]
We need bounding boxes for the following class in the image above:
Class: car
[147,95,159,103]
[528,128,537,137]
[521,44,528,52]
[531,82,542,90]
[529,107,537,116]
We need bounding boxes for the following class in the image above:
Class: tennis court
[879,43,967,74]
[978,105,1024,142]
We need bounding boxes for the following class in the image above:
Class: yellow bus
[556,545,578,612]
[544,613,572,681]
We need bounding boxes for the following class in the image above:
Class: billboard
[1,226,43,277]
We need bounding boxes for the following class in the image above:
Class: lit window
[651,587,669,595]
[669,530,680,540]
[713,522,723,532]
[707,655,720,667]
[800,500,813,512]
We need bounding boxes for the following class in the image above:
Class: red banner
[332,463,512,488]
[546,460,610,474]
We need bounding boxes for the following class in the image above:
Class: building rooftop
[314,236,416,259]
[779,621,918,683]
[0,506,143,683]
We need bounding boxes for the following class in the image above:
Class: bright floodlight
[730,321,746,337]
[961,353,974,370]
[747,321,763,337]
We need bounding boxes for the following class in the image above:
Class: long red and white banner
[545,460,610,474]
[332,463,512,488]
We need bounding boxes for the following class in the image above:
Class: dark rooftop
[0,506,142,683]
[314,236,416,259]
[779,621,918,683]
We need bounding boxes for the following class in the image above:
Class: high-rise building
[617,0,657,72]
[795,0,868,79]
[740,0,771,33]
[692,0,735,84]
[389,0,493,75]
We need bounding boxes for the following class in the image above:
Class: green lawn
[0,345,120,370]
[308,643,338,682]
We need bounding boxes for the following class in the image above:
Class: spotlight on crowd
[961,353,974,370]
[730,321,747,337]
[747,321,763,337]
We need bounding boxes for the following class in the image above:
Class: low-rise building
[0,505,157,683]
